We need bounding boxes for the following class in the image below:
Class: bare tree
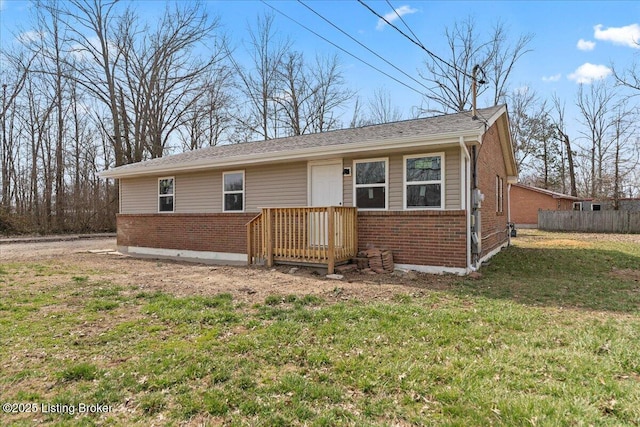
[233,12,290,141]
[576,81,616,197]
[367,87,403,124]
[61,0,126,166]
[610,101,639,208]
[551,95,578,197]
[179,65,236,150]
[486,22,533,105]
[1,50,37,211]
[135,3,223,157]
[508,87,544,172]
[307,53,353,133]
[275,51,313,136]
[419,17,532,115]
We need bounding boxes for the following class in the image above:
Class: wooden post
[353,208,358,260]
[327,206,335,274]
[246,218,253,265]
[265,208,274,267]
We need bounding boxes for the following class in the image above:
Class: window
[496,176,504,213]
[591,203,601,211]
[223,171,244,212]
[404,153,444,209]
[158,177,174,212]
[573,202,582,211]
[353,159,388,210]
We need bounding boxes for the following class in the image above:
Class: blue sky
[1,0,639,131]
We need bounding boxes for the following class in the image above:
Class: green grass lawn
[1,230,640,426]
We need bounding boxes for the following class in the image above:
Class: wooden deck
[247,207,358,274]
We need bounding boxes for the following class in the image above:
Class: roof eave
[99,129,483,179]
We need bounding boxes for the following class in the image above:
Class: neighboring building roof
[512,183,582,201]
[101,105,509,179]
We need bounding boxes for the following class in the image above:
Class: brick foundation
[117,213,256,254]
[357,210,467,269]
[118,211,469,270]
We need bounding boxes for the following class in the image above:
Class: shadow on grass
[453,245,640,313]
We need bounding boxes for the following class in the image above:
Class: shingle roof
[513,183,581,200]
[101,105,505,178]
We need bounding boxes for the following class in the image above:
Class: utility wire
[297,0,431,93]
[385,0,425,49]
[259,0,425,96]
[358,0,475,80]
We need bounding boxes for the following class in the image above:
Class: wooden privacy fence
[247,206,358,274]
[538,210,640,233]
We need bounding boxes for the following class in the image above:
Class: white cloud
[577,39,595,51]
[567,63,612,84]
[376,5,418,31]
[594,23,640,48]
[542,73,562,82]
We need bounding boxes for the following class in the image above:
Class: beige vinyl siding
[343,146,461,211]
[244,162,307,211]
[120,176,158,213]
[342,159,353,207]
[120,148,462,214]
[388,155,403,209]
[120,162,306,214]
[174,171,221,213]
[444,147,461,209]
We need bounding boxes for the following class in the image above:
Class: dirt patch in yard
[0,238,460,305]
[610,268,640,283]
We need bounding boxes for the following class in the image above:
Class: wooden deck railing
[247,206,358,274]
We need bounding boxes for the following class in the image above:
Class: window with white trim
[404,153,444,209]
[223,171,244,212]
[354,159,387,210]
[496,176,504,213]
[158,177,174,212]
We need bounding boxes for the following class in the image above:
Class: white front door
[309,160,343,247]
[309,161,343,206]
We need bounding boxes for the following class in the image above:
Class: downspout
[471,132,482,269]
[507,182,512,246]
[459,136,472,272]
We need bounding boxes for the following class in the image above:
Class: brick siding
[358,210,467,268]
[118,211,468,269]
[511,186,574,226]
[117,213,256,254]
[476,122,510,258]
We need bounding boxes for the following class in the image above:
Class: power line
[297,0,431,93]
[385,0,424,49]
[357,0,475,80]
[258,0,426,97]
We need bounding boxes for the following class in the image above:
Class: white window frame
[403,152,445,210]
[353,158,389,211]
[496,176,504,214]
[591,203,601,211]
[222,170,245,212]
[158,176,175,213]
[573,202,583,211]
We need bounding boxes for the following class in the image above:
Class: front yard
[1,230,639,426]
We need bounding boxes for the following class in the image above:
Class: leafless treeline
[1,2,638,234]
[509,80,639,203]
[416,17,639,203]
[0,2,370,234]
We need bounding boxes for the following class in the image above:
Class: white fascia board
[99,130,483,179]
